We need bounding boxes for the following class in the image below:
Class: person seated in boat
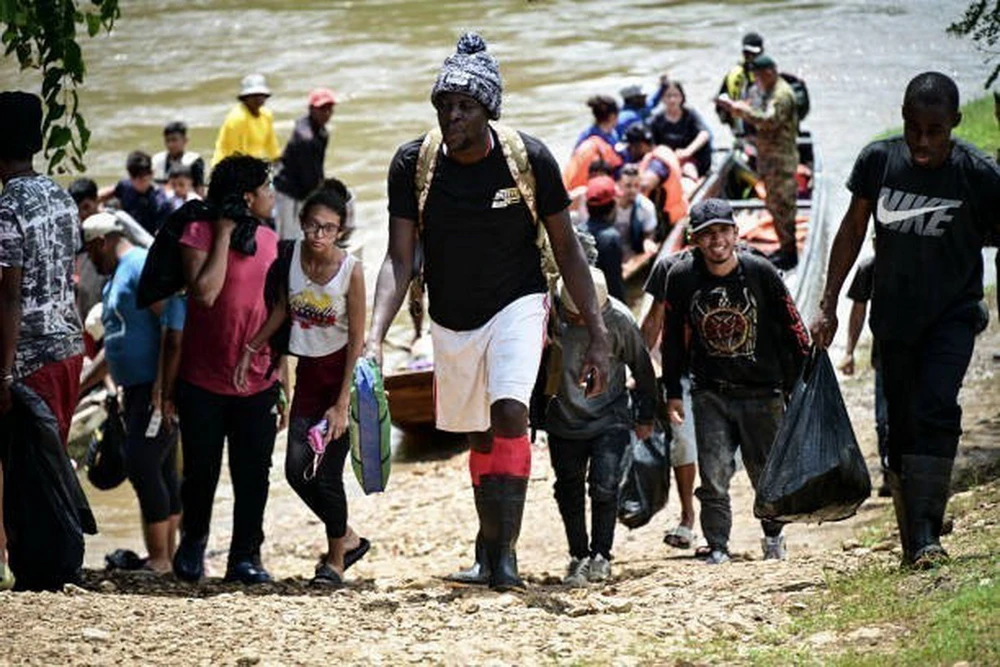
[582,175,626,302]
[565,96,624,191]
[568,158,616,225]
[545,268,656,586]
[715,32,765,133]
[613,164,658,263]
[616,77,668,136]
[622,123,690,231]
[650,79,712,181]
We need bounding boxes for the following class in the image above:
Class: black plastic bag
[1,384,97,592]
[754,349,871,523]
[85,393,128,491]
[617,429,671,529]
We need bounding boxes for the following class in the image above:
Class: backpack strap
[493,124,538,224]
[415,129,443,234]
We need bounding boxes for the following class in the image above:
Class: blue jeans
[692,389,785,551]
[548,429,629,559]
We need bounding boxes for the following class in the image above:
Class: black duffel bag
[85,393,128,491]
[754,349,871,523]
[618,428,671,529]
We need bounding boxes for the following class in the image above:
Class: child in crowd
[234,179,368,587]
[165,163,200,210]
[544,268,657,585]
[99,151,173,234]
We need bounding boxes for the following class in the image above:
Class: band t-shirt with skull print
[662,250,808,399]
[847,137,1000,343]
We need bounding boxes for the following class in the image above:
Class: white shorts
[431,293,548,433]
[670,376,697,467]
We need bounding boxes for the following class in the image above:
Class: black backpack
[780,72,810,122]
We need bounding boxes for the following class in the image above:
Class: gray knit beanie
[431,32,503,120]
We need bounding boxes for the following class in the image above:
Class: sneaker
[0,562,14,591]
[761,535,787,561]
[587,554,611,582]
[562,557,589,587]
[703,548,731,565]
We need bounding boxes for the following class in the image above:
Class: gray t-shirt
[0,174,83,378]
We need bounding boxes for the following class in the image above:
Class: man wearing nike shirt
[811,72,1000,569]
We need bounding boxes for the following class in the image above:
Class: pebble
[81,627,110,642]
[63,583,90,596]
[461,600,480,614]
[97,580,118,594]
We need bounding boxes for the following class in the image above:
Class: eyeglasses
[301,220,340,237]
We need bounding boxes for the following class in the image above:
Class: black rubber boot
[482,475,528,592]
[445,530,490,585]
[901,455,953,569]
[885,469,910,565]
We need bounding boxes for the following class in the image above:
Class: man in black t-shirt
[662,200,809,564]
[365,33,610,592]
[812,72,1000,568]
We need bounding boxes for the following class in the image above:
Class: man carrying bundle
[812,72,1000,568]
[365,32,609,591]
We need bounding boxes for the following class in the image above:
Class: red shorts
[21,355,84,448]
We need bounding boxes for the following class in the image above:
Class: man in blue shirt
[81,212,185,574]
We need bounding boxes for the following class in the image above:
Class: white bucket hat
[239,73,271,98]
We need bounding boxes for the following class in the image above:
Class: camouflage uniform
[743,77,799,256]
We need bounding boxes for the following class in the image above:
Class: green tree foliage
[1,0,119,173]
[949,0,1000,88]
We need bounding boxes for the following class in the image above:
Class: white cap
[81,212,127,243]
[559,266,608,315]
[239,73,271,98]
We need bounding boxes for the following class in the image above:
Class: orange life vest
[563,136,623,191]
[640,146,688,225]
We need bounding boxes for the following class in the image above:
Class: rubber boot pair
[888,455,953,568]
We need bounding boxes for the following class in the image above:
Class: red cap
[586,175,620,206]
[308,88,337,108]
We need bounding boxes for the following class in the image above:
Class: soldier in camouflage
[717,54,800,270]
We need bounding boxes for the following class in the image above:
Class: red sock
[468,435,532,486]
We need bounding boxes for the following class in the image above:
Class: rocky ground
[2,320,999,665]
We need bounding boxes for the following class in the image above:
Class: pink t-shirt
[178,221,278,396]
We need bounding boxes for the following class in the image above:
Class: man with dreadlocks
[365,33,609,591]
[812,72,1000,568]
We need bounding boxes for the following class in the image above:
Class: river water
[0,0,990,566]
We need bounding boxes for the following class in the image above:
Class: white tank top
[288,242,356,357]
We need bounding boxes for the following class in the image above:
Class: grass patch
[677,480,1000,665]
[873,94,999,156]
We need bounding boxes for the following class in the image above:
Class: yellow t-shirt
[212,103,281,166]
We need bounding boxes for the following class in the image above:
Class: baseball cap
[688,199,737,235]
[81,211,127,243]
[748,54,777,71]
[238,73,271,98]
[742,32,764,54]
[585,176,620,207]
[620,83,644,99]
[308,88,337,108]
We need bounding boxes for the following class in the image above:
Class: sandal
[344,537,371,571]
[664,525,694,550]
[310,562,344,588]
[694,545,713,558]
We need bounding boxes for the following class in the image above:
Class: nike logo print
[874,187,962,238]
[876,196,953,224]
